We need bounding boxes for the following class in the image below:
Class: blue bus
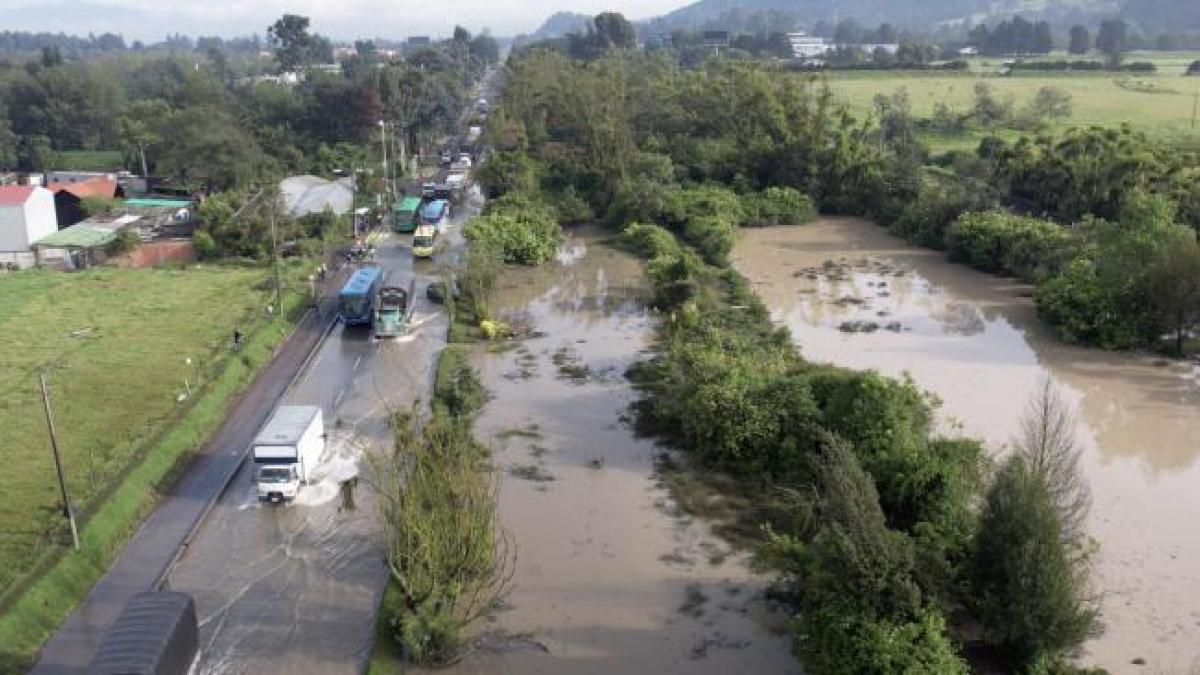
[419,199,449,231]
[338,266,383,326]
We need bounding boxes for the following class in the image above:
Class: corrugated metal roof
[34,224,117,249]
[125,198,191,208]
[47,178,118,199]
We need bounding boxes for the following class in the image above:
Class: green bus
[391,196,423,233]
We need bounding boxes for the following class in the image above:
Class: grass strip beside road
[0,281,306,671]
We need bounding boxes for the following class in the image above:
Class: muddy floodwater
[437,228,799,674]
[733,218,1200,674]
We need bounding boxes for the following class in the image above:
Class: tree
[452,25,472,44]
[1096,19,1127,65]
[834,18,864,44]
[1147,238,1200,356]
[115,99,170,176]
[1032,21,1054,54]
[469,33,500,65]
[1068,25,1091,55]
[1027,86,1073,121]
[40,45,62,68]
[1014,380,1091,546]
[268,14,313,72]
[155,107,264,191]
[592,12,636,50]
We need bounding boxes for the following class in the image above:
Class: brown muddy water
[437,228,799,675]
[733,217,1200,675]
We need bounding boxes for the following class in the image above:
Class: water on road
[166,193,478,674]
[437,228,799,675]
[732,218,1200,675]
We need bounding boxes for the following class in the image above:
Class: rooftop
[46,177,119,200]
[0,185,37,206]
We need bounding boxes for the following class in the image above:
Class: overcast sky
[0,0,692,42]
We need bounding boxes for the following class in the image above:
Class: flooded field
[733,218,1200,675]
[439,228,799,675]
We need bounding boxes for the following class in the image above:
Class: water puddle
[733,218,1200,674]
[436,227,799,674]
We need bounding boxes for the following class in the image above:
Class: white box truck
[252,405,325,503]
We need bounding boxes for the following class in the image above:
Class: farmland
[0,266,282,597]
[821,52,1200,151]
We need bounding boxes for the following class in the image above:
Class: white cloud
[0,0,691,41]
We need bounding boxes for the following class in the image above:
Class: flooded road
[166,193,478,674]
[439,228,799,675]
[732,218,1200,675]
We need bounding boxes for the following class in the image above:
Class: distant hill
[522,12,592,42]
[636,0,1200,34]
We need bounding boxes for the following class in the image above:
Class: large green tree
[268,14,314,72]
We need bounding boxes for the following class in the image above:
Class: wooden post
[39,371,79,551]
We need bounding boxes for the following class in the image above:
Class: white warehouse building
[787,32,831,59]
[0,185,57,269]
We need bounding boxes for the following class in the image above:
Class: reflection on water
[434,227,799,675]
[734,218,1200,675]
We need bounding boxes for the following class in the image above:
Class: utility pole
[39,371,79,551]
[269,194,283,315]
[379,120,390,204]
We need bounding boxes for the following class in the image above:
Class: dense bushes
[464,193,562,265]
[743,187,817,226]
[886,182,992,250]
[946,211,1075,281]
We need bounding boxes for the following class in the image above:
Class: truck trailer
[252,405,325,503]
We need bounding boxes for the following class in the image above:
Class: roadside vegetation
[0,265,310,670]
[369,335,513,667]
[466,30,1108,673]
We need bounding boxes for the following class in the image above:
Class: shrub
[193,230,218,260]
[946,211,1074,281]
[1035,256,1140,349]
[889,183,989,250]
[103,228,141,257]
[744,187,817,226]
[616,222,680,260]
[466,194,562,265]
[681,215,736,266]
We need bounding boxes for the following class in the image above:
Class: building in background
[47,177,124,229]
[0,185,57,269]
[787,32,831,59]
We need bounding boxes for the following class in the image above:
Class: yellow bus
[412,224,437,258]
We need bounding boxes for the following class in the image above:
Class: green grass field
[50,150,124,172]
[0,263,317,668]
[821,51,1200,152]
[0,267,276,590]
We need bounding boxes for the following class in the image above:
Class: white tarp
[279,176,354,218]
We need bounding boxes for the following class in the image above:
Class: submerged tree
[971,381,1097,668]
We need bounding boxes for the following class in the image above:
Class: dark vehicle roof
[89,592,198,675]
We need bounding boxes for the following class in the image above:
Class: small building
[702,31,730,50]
[32,200,196,270]
[787,32,831,59]
[47,177,124,229]
[0,185,57,269]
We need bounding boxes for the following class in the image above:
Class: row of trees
[0,14,493,194]
[475,34,1102,671]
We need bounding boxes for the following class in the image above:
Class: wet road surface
[164,195,479,675]
[433,228,799,675]
[733,218,1200,674]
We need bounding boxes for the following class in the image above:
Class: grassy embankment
[823,51,1200,152]
[0,263,311,669]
